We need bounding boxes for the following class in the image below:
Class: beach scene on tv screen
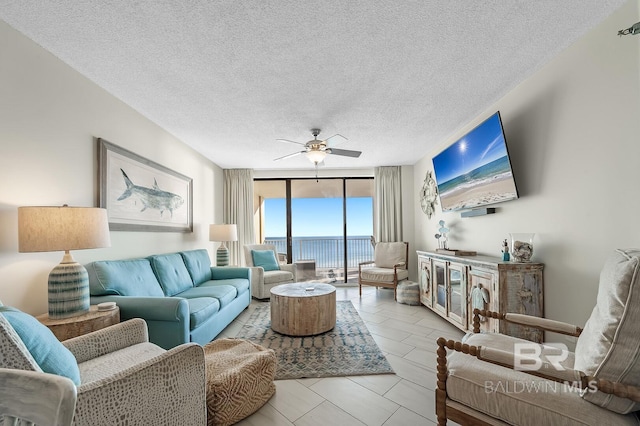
[432,113,518,212]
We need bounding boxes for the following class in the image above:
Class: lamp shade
[18,206,111,252]
[305,150,326,164]
[209,224,238,242]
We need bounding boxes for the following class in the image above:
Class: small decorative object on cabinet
[510,232,535,262]
[416,250,544,342]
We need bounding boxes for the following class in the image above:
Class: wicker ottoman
[204,339,276,426]
[396,281,421,305]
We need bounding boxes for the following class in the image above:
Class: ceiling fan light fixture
[305,150,326,164]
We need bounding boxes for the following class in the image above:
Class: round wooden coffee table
[270,282,336,336]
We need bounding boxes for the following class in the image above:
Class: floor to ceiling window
[253,177,374,283]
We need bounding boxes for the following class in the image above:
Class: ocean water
[265,236,374,268]
[438,155,515,196]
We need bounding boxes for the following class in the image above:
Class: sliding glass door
[253,177,373,283]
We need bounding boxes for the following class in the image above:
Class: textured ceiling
[0,1,626,170]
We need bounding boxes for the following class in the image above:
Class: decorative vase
[509,233,534,262]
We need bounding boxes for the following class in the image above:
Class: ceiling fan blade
[323,134,348,147]
[276,138,306,146]
[273,151,305,161]
[328,148,361,158]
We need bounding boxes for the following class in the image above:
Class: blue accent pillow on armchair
[251,250,280,271]
[0,306,81,385]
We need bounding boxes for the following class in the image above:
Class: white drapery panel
[374,166,403,242]
[223,169,255,266]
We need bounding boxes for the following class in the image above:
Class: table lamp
[18,205,111,318]
[209,224,237,266]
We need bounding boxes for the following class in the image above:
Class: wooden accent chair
[435,249,640,425]
[358,241,409,300]
[243,244,296,300]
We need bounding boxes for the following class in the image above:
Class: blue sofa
[87,249,251,349]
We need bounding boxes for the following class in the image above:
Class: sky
[264,197,373,237]
[431,111,509,184]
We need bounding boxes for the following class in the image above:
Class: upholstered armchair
[0,309,206,425]
[436,249,640,425]
[243,244,296,300]
[358,241,409,300]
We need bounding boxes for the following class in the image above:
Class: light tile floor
[218,286,465,426]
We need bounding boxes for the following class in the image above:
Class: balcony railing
[263,236,374,282]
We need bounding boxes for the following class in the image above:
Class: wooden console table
[37,305,120,341]
[417,251,544,342]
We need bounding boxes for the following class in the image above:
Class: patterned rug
[234,301,394,380]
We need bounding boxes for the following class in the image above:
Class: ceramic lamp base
[216,246,230,267]
[48,261,90,319]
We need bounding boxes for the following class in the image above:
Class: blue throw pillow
[251,250,280,271]
[0,306,81,385]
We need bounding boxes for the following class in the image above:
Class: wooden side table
[36,305,120,341]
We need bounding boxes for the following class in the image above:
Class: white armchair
[358,241,409,300]
[436,249,640,425]
[0,311,206,425]
[243,244,296,299]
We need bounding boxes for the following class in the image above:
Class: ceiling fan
[273,129,362,166]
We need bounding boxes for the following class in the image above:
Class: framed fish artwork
[98,139,193,232]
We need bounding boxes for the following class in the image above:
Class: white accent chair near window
[358,241,409,300]
[0,307,206,426]
[436,249,640,425]
[243,244,296,300]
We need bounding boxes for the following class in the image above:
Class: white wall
[0,21,224,315]
[413,0,640,343]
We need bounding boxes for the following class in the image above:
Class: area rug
[234,301,394,380]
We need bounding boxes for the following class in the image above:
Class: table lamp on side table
[18,205,111,319]
[209,224,237,266]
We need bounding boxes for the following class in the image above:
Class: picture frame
[99,138,193,232]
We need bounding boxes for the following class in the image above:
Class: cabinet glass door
[433,261,446,314]
[448,263,465,325]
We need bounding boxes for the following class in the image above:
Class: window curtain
[374,166,402,242]
[223,169,255,266]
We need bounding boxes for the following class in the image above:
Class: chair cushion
[87,259,164,297]
[180,249,213,285]
[263,270,294,285]
[360,267,409,283]
[574,249,640,414]
[251,250,280,271]
[148,253,194,296]
[78,341,165,384]
[0,307,81,385]
[447,332,638,426]
[374,242,407,269]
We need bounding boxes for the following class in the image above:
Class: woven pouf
[204,338,276,426]
[396,281,421,305]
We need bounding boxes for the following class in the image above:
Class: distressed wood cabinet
[417,251,544,342]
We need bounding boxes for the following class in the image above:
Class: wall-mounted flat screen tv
[432,111,518,212]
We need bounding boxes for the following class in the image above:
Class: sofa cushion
[178,285,238,309]
[574,249,640,414]
[199,278,250,294]
[148,253,194,297]
[180,249,212,285]
[88,259,164,297]
[0,306,81,385]
[187,298,220,331]
[251,250,280,272]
